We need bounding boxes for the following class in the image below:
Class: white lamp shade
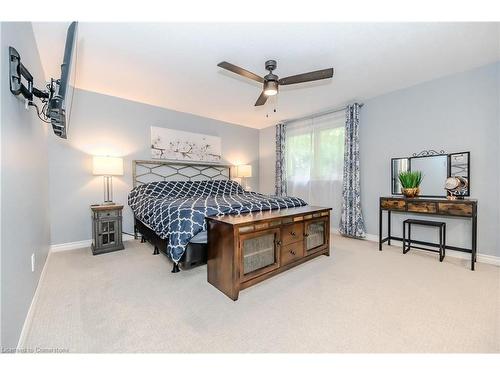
[92,156,124,176]
[236,165,252,178]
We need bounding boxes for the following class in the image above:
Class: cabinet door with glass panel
[99,220,117,247]
[304,218,328,254]
[239,228,281,282]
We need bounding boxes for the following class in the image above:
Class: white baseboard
[50,234,135,253]
[50,239,92,252]
[17,249,52,350]
[364,233,379,242]
[361,232,499,266]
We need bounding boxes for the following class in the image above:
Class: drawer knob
[290,250,296,256]
[290,231,296,236]
[304,233,309,237]
[276,240,282,246]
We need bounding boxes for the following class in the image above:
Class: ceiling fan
[217,60,334,106]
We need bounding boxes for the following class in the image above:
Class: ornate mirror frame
[391,150,471,198]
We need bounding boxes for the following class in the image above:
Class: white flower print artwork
[151,127,222,162]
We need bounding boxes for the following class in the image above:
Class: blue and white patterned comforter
[128,180,307,263]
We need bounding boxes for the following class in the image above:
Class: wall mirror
[391,150,470,197]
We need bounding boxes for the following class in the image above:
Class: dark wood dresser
[379,197,477,270]
[207,206,331,300]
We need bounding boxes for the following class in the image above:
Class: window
[286,112,345,225]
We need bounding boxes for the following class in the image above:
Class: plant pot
[401,187,420,198]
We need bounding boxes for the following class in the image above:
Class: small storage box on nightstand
[91,204,124,255]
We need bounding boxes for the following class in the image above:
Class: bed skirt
[134,218,207,270]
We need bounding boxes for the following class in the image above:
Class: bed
[129,160,307,272]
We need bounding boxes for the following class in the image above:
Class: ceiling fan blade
[254,91,268,106]
[278,68,334,86]
[218,61,264,83]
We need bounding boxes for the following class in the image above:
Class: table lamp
[92,156,123,205]
[236,164,252,191]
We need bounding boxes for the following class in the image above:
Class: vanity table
[379,197,477,270]
[382,150,478,270]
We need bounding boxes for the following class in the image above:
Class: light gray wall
[48,89,260,245]
[259,125,275,195]
[260,63,500,257]
[1,22,51,348]
[361,62,499,257]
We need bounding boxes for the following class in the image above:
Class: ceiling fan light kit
[217,59,334,106]
[263,80,278,96]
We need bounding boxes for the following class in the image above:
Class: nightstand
[91,204,124,255]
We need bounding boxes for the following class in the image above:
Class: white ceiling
[32,22,500,129]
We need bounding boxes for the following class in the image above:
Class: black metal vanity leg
[153,246,160,255]
[387,211,391,246]
[439,226,443,262]
[134,225,138,240]
[172,263,180,273]
[402,221,406,253]
[379,208,383,251]
[471,216,477,270]
[442,224,446,261]
[141,235,146,243]
[408,223,411,251]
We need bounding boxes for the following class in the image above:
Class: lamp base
[101,201,116,206]
[102,176,115,205]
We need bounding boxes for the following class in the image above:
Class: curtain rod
[282,103,364,125]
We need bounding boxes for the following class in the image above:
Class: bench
[403,219,446,262]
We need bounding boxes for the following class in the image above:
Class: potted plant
[398,171,423,198]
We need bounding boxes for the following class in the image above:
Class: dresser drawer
[281,223,304,246]
[407,202,437,213]
[438,202,473,217]
[280,242,304,266]
[381,199,406,211]
[96,210,120,219]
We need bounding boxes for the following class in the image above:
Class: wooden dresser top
[90,204,124,211]
[381,196,477,203]
[206,205,331,225]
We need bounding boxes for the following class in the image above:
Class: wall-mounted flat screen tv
[48,22,78,139]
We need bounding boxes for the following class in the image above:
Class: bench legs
[402,221,411,254]
[439,225,446,262]
[402,221,446,262]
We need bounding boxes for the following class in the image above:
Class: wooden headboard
[132,160,232,187]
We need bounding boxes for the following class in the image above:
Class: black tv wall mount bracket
[9,46,49,104]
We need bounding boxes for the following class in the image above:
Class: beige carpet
[23,235,499,353]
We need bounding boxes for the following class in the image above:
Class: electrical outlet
[31,253,35,272]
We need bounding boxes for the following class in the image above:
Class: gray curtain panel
[275,122,287,196]
[339,103,366,238]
